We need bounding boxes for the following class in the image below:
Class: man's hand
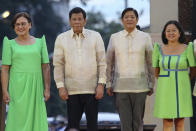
[95,84,104,100]
[44,88,50,101]
[59,87,69,100]
[3,91,10,104]
[106,87,114,96]
[148,88,154,96]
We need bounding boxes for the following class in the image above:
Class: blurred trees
[0,0,64,54]
[86,11,123,49]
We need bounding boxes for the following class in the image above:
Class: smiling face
[69,12,86,34]
[165,24,180,43]
[122,11,138,32]
[14,16,32,36]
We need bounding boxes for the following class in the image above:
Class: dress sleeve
[187,42,196,67]
[41,35,49,63]
[145,34,154,88]
[152,43,160,67]
[2,37,12,65]
[53,34,65,88]
[95,32,106,84]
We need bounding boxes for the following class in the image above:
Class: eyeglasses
[15,22,28,27]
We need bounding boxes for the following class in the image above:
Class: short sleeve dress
[152,43,195,118]
[2,36,49,131]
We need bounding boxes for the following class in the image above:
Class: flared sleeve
[152,43,160,67]
[2,37,12,65]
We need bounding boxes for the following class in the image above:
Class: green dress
[152,43,195,118]
[2,36,49,131]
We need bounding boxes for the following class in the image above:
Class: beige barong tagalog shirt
[53,29,106,95]
[106,29,154,93]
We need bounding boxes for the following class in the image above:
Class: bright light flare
[2,11,10,18]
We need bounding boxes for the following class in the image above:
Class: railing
[0,69,6,131]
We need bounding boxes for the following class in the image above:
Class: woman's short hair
[161,20,186,44]
[121,7,138,19]
[11,12,32,29]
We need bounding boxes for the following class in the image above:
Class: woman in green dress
[1,12,50,131]
[152,20,196,131]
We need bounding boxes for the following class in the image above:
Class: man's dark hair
[161,20,186,44]
[121,7,138,19]
[69,7,86,19]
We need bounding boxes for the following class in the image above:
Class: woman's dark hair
[11,12,32,29]
[161,20,185,44]
[69,7,86,19]
[136,25,141,30]
[121,7,138,19]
